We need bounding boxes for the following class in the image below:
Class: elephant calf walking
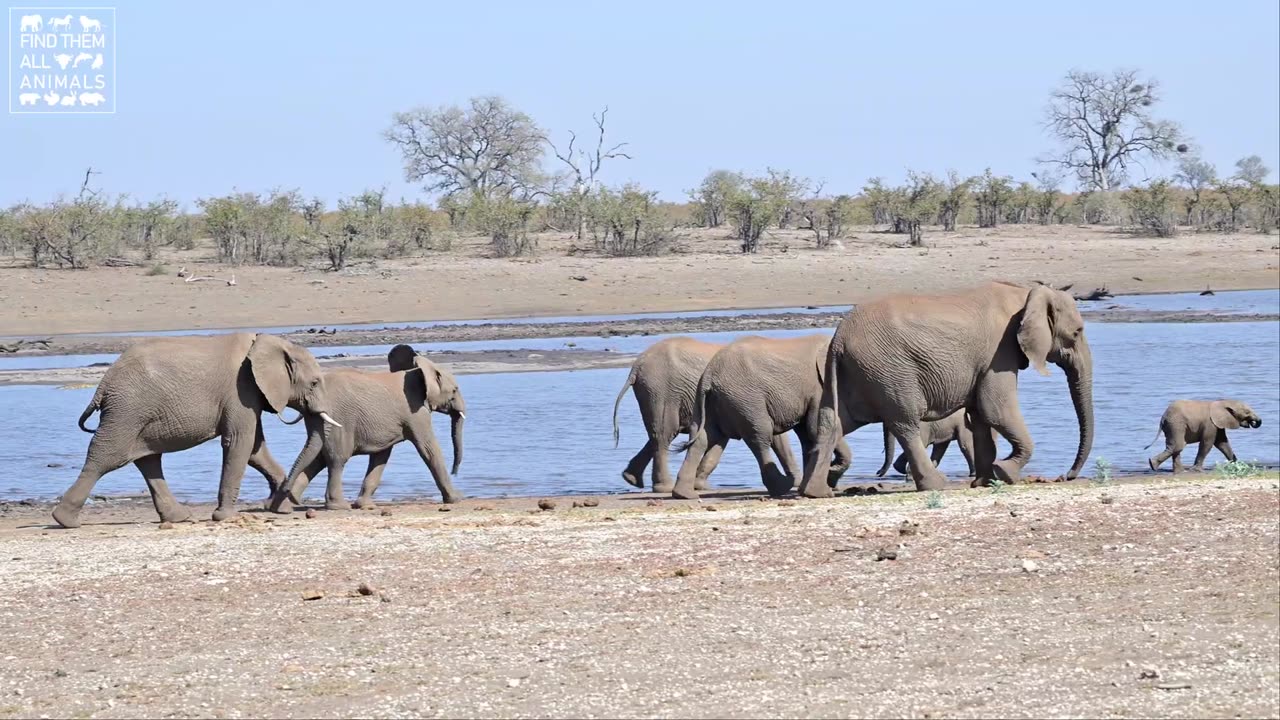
[1147,399,1262,473]
[876,408,980,479]
[269,344,465,512]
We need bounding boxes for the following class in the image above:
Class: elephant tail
[77,386,105,433]
[875,425,895,477]
[611,365,639,449]
[1143,424,1163,449]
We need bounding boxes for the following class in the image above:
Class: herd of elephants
[48,280,1264,529]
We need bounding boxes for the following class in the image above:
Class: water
[1,320,1276,503]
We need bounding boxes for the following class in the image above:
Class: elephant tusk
[457,412,466,420]
[319,412,343,428]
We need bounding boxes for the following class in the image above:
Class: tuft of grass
[145,263,169,276]
[1093,457,1113,485]
[1217,459,1265,479]
[989,477,1006,494]
[925,490,943,509]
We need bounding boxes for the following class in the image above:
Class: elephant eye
[311,378,320,388]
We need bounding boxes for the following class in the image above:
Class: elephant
[53,333,338,528]
[799,281,1094,497]
[876,408,979,478]
[1146,399,1262,473]
[672,333,856,500]
[270,344,465,511]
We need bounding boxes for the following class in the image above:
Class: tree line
[1,69,1276,269]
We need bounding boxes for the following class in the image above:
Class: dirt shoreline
[0,472,1275,718]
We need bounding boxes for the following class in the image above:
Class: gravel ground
[0,475,1276,719]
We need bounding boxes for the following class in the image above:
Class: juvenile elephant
[673,334,854,500]
[612,336,800,493]
[1146,399,1262,472]
[876,408,978,478]
[270,344,465,511]
[800,281,1094,496]
[54,333,338,528]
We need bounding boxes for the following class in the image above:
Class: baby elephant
[1146,399,1262,473]
[876,408,977,479]
[269,344,465,511]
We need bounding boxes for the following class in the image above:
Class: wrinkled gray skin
[877,408,979,478]
[54,333,336,528]
[1146,399,1262,472]
[800,282,1095,496]
[270,344,465,511]
[612,337,798,494]
[673,334,854,500]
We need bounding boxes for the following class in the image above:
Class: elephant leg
[212,432,255,522]
[622,438,656,489]
[248,419,287,508]
[280,454,325,510]
[693,427,729,490]
[353,448,391,509]
[892,452,909,475]
[930,441,949,468]
[323,455,352,510]
[52,432,135,528]
[969,417,999,486]
[672,429,709,500]
[774,434,801,489]
[651,431,676,494]
[412,435,464,504]
[134,454,192,524]
[747,431,792,498]
[981,403,1034,486]
[1149,435,1183,472]
[956,427,977,477]
[1214,430,1237,464]
[1191,432,1215,472]
[890,422,947,492]
[828,436,853,489]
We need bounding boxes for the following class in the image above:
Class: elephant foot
[970,477,988,488]
[1191,465,1206,473]
[211,506,238,522]
[158,504,193,524]
[693,480,710,492]
[621,471,644,489]
[912,470,948,492]
[266,492,295,515]
[325,499,352,511]
[51,503,82,529]
[1147,457,1159,472]
[351,496,377,510]
[990,460,1021,486]
[651,483,674,495]
[670,484,700,500]
[441,492,465,504]
[799,482,834,499]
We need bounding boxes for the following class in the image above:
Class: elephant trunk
[449,410,464,476]
[1062,342,1094,480]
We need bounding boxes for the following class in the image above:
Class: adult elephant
[269,344,465,511]
[799,281,1093,496]
[54,333,338,528]
[672,334,855,500]
[876,408,979,478]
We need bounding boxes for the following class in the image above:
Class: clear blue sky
[2,0,1277,208]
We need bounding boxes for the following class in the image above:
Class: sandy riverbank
[0,472,1275,718]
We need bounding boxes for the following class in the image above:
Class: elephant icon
[79,92,106,106]
[19,14,42,32]
[19,93,40,106]
[79,15,102,33]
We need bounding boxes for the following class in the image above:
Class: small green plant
[925,491,943,509]
[989,477,1007,493]
[1217,459,1265,479]
[1093,457,1113,485]
[145,263,168,276]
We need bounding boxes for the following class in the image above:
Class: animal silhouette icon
[43,92,61,106]
[79,92,105,106]
[54,54,73,70]
[72,52,94,68]
[79,15,102,33]
[91,53,104,70]
[18,93,40,106]
[50,14,73,30]
[19,14,42,32]
[60,92,78,106]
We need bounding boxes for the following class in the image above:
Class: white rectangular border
[8,6,117,114]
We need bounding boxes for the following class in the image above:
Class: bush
[584,184,672,256]
[466,195,536,257]
[727,169,806,253]
[1076,191,1125,225]
[971,169,1013,228]
[1124,180,1179,237]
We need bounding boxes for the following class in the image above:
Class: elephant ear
[1017,285,1054,377]
[413,357,444,408]
[1210,401,1241,430]
[387,344,418,372]
[247,334,294,414]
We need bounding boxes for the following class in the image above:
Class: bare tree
[384,96,546,200]
[1040,69,1184,191]
[549,106,632,238]
[1173,154,1216,225]
[936,171,971,231]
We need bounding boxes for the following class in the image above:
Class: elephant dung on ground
[876,408,980,478]
[800,281,1094,496]
[270,344,465,511]
[1146,399,1262,473]
[672,333,853,500]
[54,333,338,528]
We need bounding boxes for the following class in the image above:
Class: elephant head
[247,334,340,427]
[1210,400,1262,430]
[1017,285,1093,479]
[388,344,465,475]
